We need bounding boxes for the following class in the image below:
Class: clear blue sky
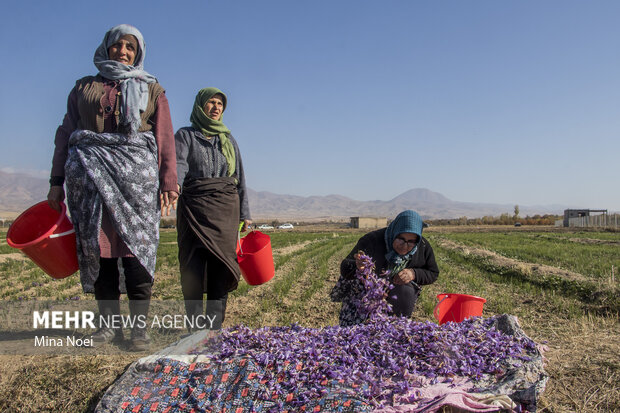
[1,1,619,211]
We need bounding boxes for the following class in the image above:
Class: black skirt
[177,177,240,293]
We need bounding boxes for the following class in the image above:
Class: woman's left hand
[241,219,253,232]
[160,191,179,216]
[393,268,416,285]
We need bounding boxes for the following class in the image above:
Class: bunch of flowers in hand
[351,252,395,323]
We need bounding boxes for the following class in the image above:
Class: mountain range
[0,170,565,220]
[0,171,51,218]
[246,188,564,221]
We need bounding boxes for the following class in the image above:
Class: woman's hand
[393,268,415,285]
[354,251,366,271]
[160,190,179,216]
[47,186,65,213]
[241,219,253,232]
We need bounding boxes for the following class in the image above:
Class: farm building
[350,216,387,229]
[561,209,608,227]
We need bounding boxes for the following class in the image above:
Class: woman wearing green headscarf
[175,87,251,330]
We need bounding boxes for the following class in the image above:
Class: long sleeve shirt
[50,78,177,193]
[175,127,251,220]
[50,77,177,257]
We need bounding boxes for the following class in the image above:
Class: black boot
[205,295,228,330]
[128,299,150,351]
[92,300,124,344]
[184,299,205,334]
[122,257,153,352]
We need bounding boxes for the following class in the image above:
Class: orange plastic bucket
[433,293,486,325]
[237,231,274,285]
[6,201,78,279]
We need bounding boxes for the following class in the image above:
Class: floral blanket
[96,315,547,413]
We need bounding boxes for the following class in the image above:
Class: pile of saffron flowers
[206,316,537,408]
[192,255,537,409]
[350,253,395,322]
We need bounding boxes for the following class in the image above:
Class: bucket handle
[49,228,75,239]
[237,222,248,256]
[433,294,450,321]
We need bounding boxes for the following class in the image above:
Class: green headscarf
[190,87,236,177]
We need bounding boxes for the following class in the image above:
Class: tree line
[427,213,560,226]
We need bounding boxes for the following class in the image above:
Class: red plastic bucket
[433,293,486,325]
[237,231,274,286]
[6,201,78,279]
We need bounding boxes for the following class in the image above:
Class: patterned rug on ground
[96,314,548,413]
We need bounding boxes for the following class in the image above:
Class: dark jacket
[175,127,250,220]
[340,228,439,285]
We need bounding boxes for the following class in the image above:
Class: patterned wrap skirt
[65,129,160,293]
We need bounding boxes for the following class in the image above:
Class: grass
[0,228,15,254]
[0,244,15,254]
[240,233,359,326]
[544,230,620,242]
[424,240,584,319]
[267,231,332,249]
[428,232,620,316]
[438,231,620,280]
[0,225,618,412]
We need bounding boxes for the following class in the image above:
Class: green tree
[514,204,520,218]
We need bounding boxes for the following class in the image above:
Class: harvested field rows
[0,226,618,412]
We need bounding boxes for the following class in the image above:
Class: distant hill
[0,171,564,220]
[246,188,564,221]
[0,171,50,217]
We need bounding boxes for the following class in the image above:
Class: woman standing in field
[47,24,178,351]
[331,210,439,326]
[175,87,251,330]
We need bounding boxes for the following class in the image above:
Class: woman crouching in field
[175,87,251,330]
[331,210,439,326]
